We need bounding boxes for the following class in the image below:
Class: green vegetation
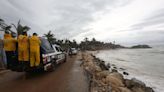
[0,19,30,36]
[44,30,56,44]
[12,20,30,36]
[1,18,124,51]
[131,45,152,49]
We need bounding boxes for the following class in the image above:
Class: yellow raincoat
[4,34,17,51]
[29,35,41,67]
[18,35,29,61]
[4,34,11,39]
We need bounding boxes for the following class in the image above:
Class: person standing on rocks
[29,33,41,68]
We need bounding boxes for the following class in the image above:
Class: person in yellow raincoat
[29,33,41,67]
[3,31,17,69]
[18,32,29,70]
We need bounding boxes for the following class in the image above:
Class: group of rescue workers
[3,30,41,71]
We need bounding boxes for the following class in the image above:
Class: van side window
[59,47,63,52]
[55,47,60,52]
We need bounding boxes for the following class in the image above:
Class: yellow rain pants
[18,35,29,61]
[29,36,41,67]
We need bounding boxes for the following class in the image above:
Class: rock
[125,78,154,92]
[112,64,116,66]
[107,63,111,68]
[112,69,118,73]
[83,53,154,92]
[119,87,132,92]
[131,78,145,87]
[99,61,109,70]
[125,78,146,88]
[131,86,154,92]
[109,72,124,83]
[119,68,126,70]
[104,74,124,87]
[123,72,129,75]
[144,87,154,92]
[131,87,145,92]
[96,71,110,79]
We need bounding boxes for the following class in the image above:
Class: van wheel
[49,62,57,72]
[64,55,67,63]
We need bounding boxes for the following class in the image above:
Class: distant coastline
[130,44,152,49]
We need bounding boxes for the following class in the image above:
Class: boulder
[125,78,154,92]
[125,78,145,88]
[123,72,129,75]
[112,69,118,73]
[119,68,126,71]
[97,60,108,71]
[109,72,124,83]
[119,87,132,92]
[96,70,110,79]
[104,74,124,87]
[131,78,146,87]
[131,87,145,92]
[107,63,111,68]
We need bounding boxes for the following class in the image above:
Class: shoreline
[81,52,154,92]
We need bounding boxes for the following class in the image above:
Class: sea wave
[95,49,164,92]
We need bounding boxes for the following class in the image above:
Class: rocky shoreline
[81,52,154,92]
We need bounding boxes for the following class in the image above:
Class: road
[0,54,89,92]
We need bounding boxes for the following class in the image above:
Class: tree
[44,30,56,44]
[0,19,4,25]
[12,20,30,36]
[0,18,16,35]
[84,37,88,42]
[72,39,78,48]
[92,38,96,42]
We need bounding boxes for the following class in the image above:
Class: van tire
[64,56,67,62]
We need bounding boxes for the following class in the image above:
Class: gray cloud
[131,8,164,31]
[0,0,131,38]
[1,0,163,45]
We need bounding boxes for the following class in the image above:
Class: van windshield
[40,38,54,54]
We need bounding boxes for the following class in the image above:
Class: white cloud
[75,0,164,45]
[0,0,164,45]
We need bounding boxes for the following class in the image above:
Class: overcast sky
[0,0,164,45]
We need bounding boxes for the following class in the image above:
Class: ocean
[95,46,164,92]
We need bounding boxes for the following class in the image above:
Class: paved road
[0,54,89,92]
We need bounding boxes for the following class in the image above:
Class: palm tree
[0,19,4,25]
[0,18,5,31]
[0,18,16,35]
[84,37,88,42]
[12,20,30,36]
[44,30,56,44]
